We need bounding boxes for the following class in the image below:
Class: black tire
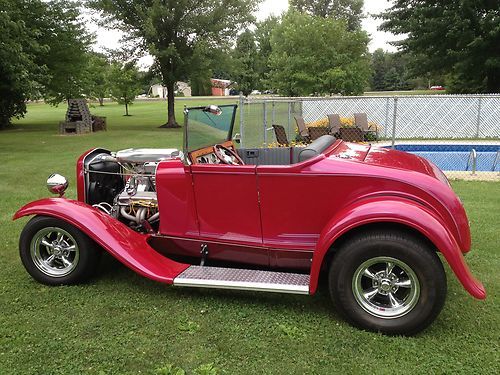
[19,215,100,285]
[329,230,447,335]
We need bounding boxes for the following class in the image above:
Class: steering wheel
[213,144,245,165]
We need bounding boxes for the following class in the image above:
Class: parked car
[430,85,445,90]
[14,104,485,335]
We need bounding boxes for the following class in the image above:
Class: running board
[173,266,310,295]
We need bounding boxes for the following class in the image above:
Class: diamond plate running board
[173,266,310,295]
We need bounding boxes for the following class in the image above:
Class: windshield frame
[183,104,238,153]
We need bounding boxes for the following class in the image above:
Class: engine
[83,148,181,232]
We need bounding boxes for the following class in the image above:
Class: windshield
[184,104,237,152]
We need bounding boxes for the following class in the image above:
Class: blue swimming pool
[391,144,500,172]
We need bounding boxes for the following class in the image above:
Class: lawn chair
[308,126,330,141]
[272,125,289,146]
[339,127,364,142]
[354,113,378,141]
[327,114,342,138]
[294,116,311,143]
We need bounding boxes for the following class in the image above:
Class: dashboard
[189,140,236,164]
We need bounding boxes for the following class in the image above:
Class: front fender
[309,197,486,299]
[13,198,189,283]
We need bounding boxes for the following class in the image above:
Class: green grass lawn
[0,101,499,374]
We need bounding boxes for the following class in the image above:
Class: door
[190,164,268,266]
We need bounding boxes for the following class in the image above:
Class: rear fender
[310,197,486,299]
[13,198,189,283]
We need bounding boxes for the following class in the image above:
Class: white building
[148,82,191,98]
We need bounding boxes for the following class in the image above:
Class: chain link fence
[239,94,500,180]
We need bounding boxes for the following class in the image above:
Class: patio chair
[294,116,311,143]
[327,114,342,138]
[308,126,330,141]
[272,124,289,146]
[339,127,364,142]
[354,112,378,141]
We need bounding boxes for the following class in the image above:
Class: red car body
[14,140,485,299]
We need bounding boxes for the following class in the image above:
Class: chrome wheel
[30,227,79,278]
[352,256,420,319]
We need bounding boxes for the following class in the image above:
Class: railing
[466,149,477,174]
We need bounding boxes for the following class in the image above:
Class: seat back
[354,113,369,131]
[294,116,309,136]
[327,114,342,134]
[272,124,289,146]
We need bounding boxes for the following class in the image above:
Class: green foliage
[254,16,280,90]
[232,30,259,96]
[86,53,112,105]
[108,62,143,115]
[290,0,364,30]
[379,0,500,93]
[154,364,186,375]
[88,0,260,126]
[0,0,91,128]
[194,363,219,375]
[370,49,412,91]
[268,11,370,96]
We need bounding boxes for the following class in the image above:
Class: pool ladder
[465,149,477,175]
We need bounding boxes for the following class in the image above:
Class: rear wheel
[19,216,100,285]
[329,230,447,335]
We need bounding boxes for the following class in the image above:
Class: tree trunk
[159,80,180,128]
[98,97,104,106]
[125,101,129,116]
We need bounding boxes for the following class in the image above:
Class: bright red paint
[14,198,189,283]
[14,141,485,299]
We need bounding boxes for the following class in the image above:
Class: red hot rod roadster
[14,104,485,335]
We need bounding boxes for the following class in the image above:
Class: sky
[89,0,398,68]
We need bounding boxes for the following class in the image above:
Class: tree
[370,49,412,91]
[268,11,370,96]
[0,0,42,128]
[379,0,500,93]
[254,16,280,90]
[232,30,259,96]
[290,0,364,30]
[108,62,143,116]
[87,53,112,106]
[29,1,92,104]
[0,0,91,128]
[88,0,259,128]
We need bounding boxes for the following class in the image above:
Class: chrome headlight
[47,173,68,196]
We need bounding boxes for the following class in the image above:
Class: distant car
[14,104,486,335]
[228,89,239,96]
[430,85,445,90]
[250,90,261,95]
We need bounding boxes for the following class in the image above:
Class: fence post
[287,101,292,140]
[271,101,275,126]
[239,92,245,148]
[263,101,268,146]
[391,97,398,148]
[384,97,390,139]
[475,96,482,138]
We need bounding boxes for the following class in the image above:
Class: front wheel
[19,216,100,285]
[329,230,447,335]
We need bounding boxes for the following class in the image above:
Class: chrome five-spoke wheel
[20,216,100,285]
[30,227,80,277]
[352,256,420,319]
[329,230,447,335]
